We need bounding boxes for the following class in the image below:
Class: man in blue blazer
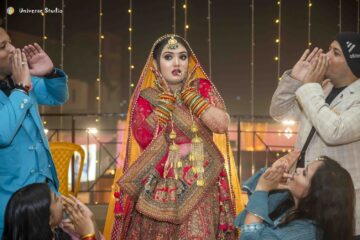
[0,27,68,237]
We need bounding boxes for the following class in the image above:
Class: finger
[322,78,331,88]
[22,48,31,60]
[283,173,294,179]
[27,45,38,56]
[33,43,43,53]
[21,52,28,69]
[299,49,310,62]
[277,183,290,190]
[24,45,35,58]
[309,48,323,64]
[305,47,319,62]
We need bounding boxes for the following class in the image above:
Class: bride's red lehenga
[104,35,244,240]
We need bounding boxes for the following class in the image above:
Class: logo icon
[346,41,356,53]
[6,7,15,15]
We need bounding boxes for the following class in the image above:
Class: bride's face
[157,43,189,86]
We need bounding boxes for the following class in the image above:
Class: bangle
[81,233,96,240]
[14,83,32,94]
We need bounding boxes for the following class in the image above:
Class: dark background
[0,0,357,115]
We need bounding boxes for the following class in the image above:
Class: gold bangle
[81,233,96,240]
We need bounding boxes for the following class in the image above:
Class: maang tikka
[167,36,179,49]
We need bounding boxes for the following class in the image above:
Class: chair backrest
[49,142,85,196]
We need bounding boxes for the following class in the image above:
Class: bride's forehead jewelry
[167,36,179,50]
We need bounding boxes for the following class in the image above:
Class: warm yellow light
[277,1,280,5]
[308,42,312,46]
[99,54,103,58]
[129,27,132,32]
[100,12,103,16]
[278,77,282,81]
[96,78,100,82]
[96,96,100,101]
[101,35,104,39]
[43,36,47,40]
[275,19,279,23]
[131,65,134,69]
[185,25,189,29]
[274,56,279,61]
[275,39,280,43]
[43,121,47,125]
[41,12,45,16]
[128,46,132,51]
[309,3,312,7]
[130,83,135,87]
[183,4,187,9]
[128,9,132,13]
[95,118,99,122]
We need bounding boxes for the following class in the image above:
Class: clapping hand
[291,47,322,82]
[22,43,54,76]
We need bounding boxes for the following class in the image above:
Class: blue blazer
[0,69,68,237]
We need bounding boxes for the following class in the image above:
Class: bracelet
[81,233,96,240]
[180,88,210,118]
[14,83,32,94]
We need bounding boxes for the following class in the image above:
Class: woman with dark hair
[3,183,102,240]
[103,34,244,239]
[235,153,355,240]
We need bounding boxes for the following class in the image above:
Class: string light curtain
[128,0,133,99]
[250,0,255,175]
[207,0,212,80]
[41,0,47,126]
[173,0,177,34]
[275,0,281,81]
[307,0,312,48]
[96,0,103,121]
[183,0,188,39]
[5,0,8,30]
[338,0,342,32]
[59,0,65,137]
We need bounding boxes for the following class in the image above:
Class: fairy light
[173,0,177,34]
[275,0,281,80]
[60,0,65,139]
[250,0,255,175]
[184,0,188,39]
[207,0,212,80]
[5,0,8,30]
[338,0,342,32]
[41,0,47,123]
[96,0,103,120]
[128,0,133,99]
[307,0,312,48]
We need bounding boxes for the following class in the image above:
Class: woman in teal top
[235,154,355,240]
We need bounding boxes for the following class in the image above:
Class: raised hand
[255,163,293,192]
[62,195,95,237]
[291,47,322,82]
[151,65,171,93]
[22,43,54,76]
[272,150,301,172]
[303,54,329,84]
[11,48,31,85]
